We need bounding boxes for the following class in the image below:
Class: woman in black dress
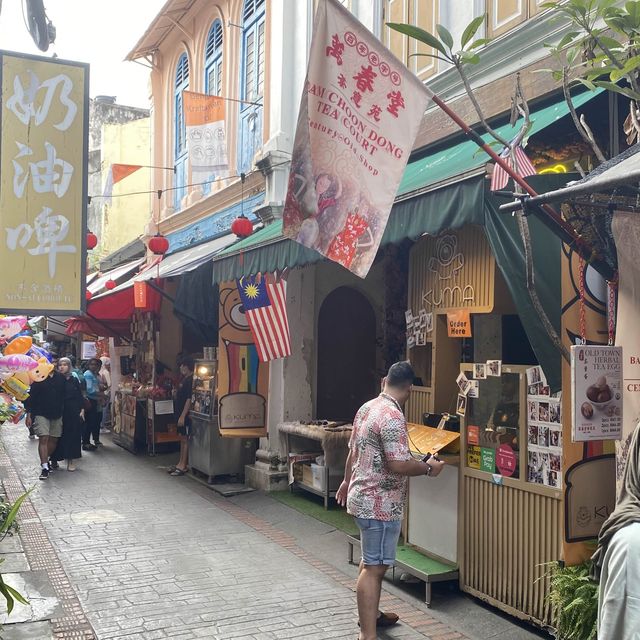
[53,357,84,471]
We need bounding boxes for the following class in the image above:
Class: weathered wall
[100,118,151,256]
[87,99,149,264]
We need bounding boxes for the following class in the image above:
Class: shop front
[207,93,617,626]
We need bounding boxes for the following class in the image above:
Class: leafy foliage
[0,490,32,614]
[546,561,598,640]
[387,15,488,69]
[542,0,640,100]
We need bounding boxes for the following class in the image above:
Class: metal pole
[498,168,640,212]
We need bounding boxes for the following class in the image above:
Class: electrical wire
[88,158,292,201]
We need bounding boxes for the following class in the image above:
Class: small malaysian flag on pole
[490,144,537,191]
[236,274,292,362]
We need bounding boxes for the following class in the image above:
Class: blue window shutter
[238,0,266,174]
[174,53,190,210]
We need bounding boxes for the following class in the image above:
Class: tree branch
[562,68,607,164]
[454,59,510,147]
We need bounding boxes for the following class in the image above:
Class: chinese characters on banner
[283,0,430,278]
[183,91,228,185]
[0,51,88,313]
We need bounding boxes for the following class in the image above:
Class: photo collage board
[526,365,562,489]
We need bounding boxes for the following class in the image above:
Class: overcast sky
[0,0,166,107]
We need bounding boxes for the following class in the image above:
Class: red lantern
[85,290,93,301]
[105,279,116,290]
[231,215,253,238]
[86,231,98,250]
[148,234,169,256]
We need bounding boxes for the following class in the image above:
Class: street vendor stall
[403,224,563,625]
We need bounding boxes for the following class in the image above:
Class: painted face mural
[217,281,269,437]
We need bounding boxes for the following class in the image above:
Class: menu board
[571,345,622,442]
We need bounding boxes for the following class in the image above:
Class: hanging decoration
[105,279,117,290]
[86,290,93,301]
[86,231,98,250]
[231,214,253,239]
[148,234,169,256]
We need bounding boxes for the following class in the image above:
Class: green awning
[212,220,322,282]
[212,90,601,283]
[397,89,600,197]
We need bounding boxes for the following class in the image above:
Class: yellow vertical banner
[0,51,89,313]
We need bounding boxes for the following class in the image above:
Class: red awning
[65,317,132,338]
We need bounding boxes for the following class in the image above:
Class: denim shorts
[355,517,402,566]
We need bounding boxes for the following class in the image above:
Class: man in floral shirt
[336,361,445,639]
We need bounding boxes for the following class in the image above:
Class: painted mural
[217,281,269,438]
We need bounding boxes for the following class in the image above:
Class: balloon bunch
[0,316,54,424]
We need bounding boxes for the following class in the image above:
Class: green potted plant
[546,561,598,640]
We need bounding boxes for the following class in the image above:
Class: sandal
[358,612,399,628]
[167,466,177,474]
[170,468,187,476]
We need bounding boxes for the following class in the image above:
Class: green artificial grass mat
[270,490,359,535]
[395,544,457,574]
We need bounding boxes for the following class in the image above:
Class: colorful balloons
[28,344,52,362]
[28,358,54,383]
[0,316,27,341]
[0,354,38,374]
[4,336,33,355]
[1,376,29,401]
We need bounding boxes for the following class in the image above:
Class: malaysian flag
[490,144,537,191]
[236,274,291,362]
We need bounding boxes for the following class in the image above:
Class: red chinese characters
[338,73,347,89]
[353,65,377,93]
[326,34,345,65]
[351,91,362,107]
[367,104,382,122]
[386,90,405,118]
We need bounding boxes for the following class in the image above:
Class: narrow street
[0,425,545,640]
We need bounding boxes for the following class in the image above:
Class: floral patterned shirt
[346,394,412,522]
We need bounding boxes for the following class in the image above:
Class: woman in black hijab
[592,423,640,638]
[52,357,84,471]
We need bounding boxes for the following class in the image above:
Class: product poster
[527,381,563,488]
[571,345,623,442]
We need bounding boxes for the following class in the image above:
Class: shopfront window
[465,371,521,479]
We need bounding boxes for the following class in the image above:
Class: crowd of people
[24,355,111,479]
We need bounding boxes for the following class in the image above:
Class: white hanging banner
[283,0,430,278]
[183,91,228,181]
[612,211,640,494]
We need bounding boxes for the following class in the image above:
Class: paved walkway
[0,425,548,640]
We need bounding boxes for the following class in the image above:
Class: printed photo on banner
[526,365,546,386]
[456,393,467,417]
[282,0,430,278]
[486,360,502,377]
[456,372,471,396]
[527,382,563,488]
[473,363,487,380]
